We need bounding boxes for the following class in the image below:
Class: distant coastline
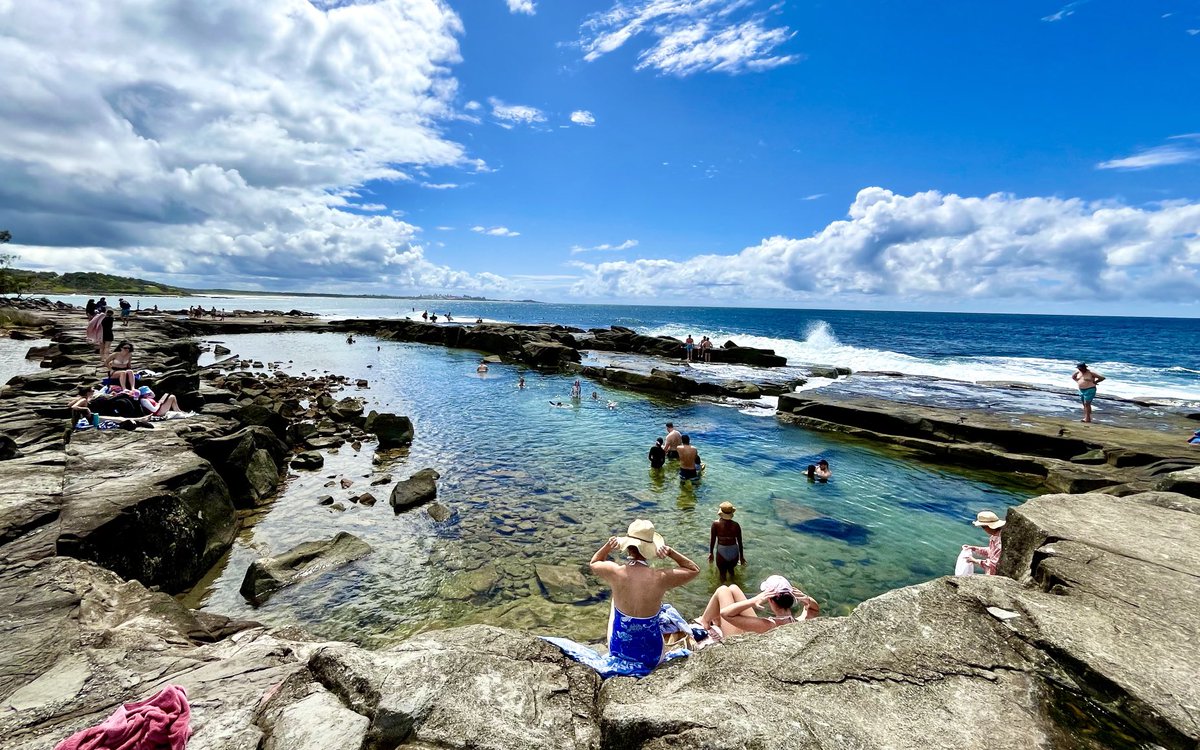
[5,268,539,304]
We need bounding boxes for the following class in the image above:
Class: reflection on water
[190,332,1032,647]
[0,338,47,385]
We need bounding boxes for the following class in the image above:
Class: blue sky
[2,0,1199,314]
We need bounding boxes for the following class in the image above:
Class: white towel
[955,548,976,577]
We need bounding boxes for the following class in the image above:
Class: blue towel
[542,603,688,678]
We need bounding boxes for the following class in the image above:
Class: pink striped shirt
[979,533,1002,575]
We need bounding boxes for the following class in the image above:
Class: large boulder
[1153,465,1200,498]
[54,427,238,593]
[240,532,372,605]
[521,340,581,369]
[365,411,414,449]
[390,468,440,511]
[195,426,288,508]
[308,626,600,750]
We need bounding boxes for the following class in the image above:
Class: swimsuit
[1078,387,1097,404]
[679,467,699,480]
[715,542,739,566]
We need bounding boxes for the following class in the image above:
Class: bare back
[592,560,695,618]
[676,444,699,470]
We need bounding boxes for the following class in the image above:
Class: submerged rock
[240,532,372,605]
[427,501,451,522]
[390,468,440,511]
[534,564,593,604]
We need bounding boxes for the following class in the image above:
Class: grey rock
[534,564,593,604]
[240,532,372,605]
[291,451,324,470]
[1154,465,1200,498]
[213,344,232,356]
[426,501,451,522]
[364,411,414,448]
[390,468,440,511]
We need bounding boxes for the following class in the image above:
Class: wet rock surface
[389,467,440,511]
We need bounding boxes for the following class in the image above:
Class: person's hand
[655,544,672,559]
[707,553,713,563]
[739,558,747,566]
[603,536,619,553]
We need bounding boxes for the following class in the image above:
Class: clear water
[190,332,1032,647]
[45,294,1200,405]
[0,338,47,385]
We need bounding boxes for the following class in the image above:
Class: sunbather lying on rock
[693,575,819,640]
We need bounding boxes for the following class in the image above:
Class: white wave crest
[639,320,1200,404]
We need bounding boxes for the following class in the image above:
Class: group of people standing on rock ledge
[541,517,819,678]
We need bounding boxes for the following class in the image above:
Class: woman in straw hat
[694,574,819,639]
[541,519,700,678]
[959,510,1006,575]
[708,502,745,582]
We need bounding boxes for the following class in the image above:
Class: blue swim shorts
[1079,387,1097,404]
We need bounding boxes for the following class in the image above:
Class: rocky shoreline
[2,300,1198,749]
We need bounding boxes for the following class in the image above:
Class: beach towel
[53,684,190,750]
[85,313,105,345]
[954,548,976,576]
[542,603,688,678]
[1189,430,1200,445]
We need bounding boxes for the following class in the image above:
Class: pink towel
[54,685,191,750]
[86,314,104,345]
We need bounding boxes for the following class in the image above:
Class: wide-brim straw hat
[617,519,664,559]
[973,510,1006,529]
[718,502,736,520]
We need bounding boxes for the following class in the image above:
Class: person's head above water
[665,422,674,430]
[806,464,816,475]
[681,434,691,445]
[818,459,829,468]
[655,437,663,446]
[617,519,664,560]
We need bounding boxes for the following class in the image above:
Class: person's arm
[721,590,770,619]
[1094,373,1106,383]
[589,537,621,580]
[737,524,746,564]
[655,544,699,589]
[795,589,820,620]
[708,523,716,562]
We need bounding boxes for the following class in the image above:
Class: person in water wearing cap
[961,510,1005,575]
[541,520,700,678]
[1072,363,1106,423]
[694,574,819,638]
[708,502,745,582]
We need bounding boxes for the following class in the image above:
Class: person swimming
[477,362,489,373]
[571,379,582,399]
[518,375,526,389]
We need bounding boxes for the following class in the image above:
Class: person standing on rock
[85,298,96,319]
[98,310,115,366]
[664,422,682,459]
[541,520,700,678]
[1072,363,1106,423]
[685,334,695,362]
[957,510,1005,575]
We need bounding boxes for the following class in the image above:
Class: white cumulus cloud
[488,97,546,128]
[0,0,512,294]
[570,188,1200,303]
[506,0,536,15]
[570,110,597,126]
[579,0,797,76]
[472,225,521,237]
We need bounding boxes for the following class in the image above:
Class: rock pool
[187,331,1033,646]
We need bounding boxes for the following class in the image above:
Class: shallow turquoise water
[192,331,1032,646]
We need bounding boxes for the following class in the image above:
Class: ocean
[47,294,1200,405]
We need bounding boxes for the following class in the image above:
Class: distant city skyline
[1,0,1198,316]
